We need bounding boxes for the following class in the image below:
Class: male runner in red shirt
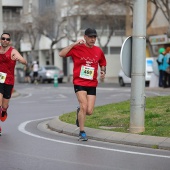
[0,33,27,136]
[59,28,107,141]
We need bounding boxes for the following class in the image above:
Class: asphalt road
[0,82,170,170]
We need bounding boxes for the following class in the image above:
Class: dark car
[30,65,64,83]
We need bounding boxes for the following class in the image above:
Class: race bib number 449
[0,72,7,83]
[80,66,94,80]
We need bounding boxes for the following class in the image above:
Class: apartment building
[20,0,170,79]
[1,0,23,49]
[21,0,60,65]
[56,0,128,78]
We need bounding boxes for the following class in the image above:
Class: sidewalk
[47,116,170,150]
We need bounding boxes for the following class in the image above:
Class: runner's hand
[76,39,85,45]
[100,71,105,80]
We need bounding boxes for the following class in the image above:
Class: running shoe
[78,132,88,141]
[1,111,7,122]
[0,126,1,136]
[76,107,80,127]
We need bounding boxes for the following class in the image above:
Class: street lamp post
[130,0,147,133]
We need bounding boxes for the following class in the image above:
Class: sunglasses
[1,37,10,41]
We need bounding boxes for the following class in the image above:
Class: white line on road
[58,94,67,98]
[19,101,38,104]
[18,118,170,159]
[47,99,67,102]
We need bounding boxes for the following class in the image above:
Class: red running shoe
[1,111,7,122]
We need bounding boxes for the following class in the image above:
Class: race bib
[80,66,94,80]
[0,72,7,83]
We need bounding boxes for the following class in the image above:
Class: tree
[21,1,67,64]
[30,3,68,64]
[21,7,40,63]
[149,0,170,37]
[150,0,170,23]
[62,0,129,51]
[20,0,170,63]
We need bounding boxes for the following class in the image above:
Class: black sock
[80,131,85,133]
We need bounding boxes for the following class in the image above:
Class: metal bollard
[54,74,58,87]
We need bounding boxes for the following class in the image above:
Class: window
[3,7,21,21]
[3,9,11,21]
[110,47,121,54]
[46,0,54,6]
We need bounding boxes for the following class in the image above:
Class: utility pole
[130,0,147,133]
[0,0,3,35]
[66,9,70,82]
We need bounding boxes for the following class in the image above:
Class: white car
[30,65,64,83]
[118,58,154,86]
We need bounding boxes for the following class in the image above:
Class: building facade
[20,0,170,80]
[21,0,65,67]
[1,0,23,49]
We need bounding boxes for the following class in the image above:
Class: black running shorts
[74,85,96,95]
[0,83,14,99]
[33,72,38,78]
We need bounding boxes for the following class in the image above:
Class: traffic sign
[120,36,132,78]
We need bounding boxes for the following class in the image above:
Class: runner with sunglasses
[0,33,27,136]
[59,28,107,141]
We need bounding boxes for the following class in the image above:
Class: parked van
[118,58,154,86]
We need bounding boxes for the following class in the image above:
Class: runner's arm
[59,39,85,57]
[11,49,27,65]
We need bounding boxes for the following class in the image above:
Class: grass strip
[60,95,170,137]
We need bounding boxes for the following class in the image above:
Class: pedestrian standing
[32,61,39,84]
[59,28,107,141]
[156,48,165,87]
[24,64,31,83]
[0,32,27,136]
[161,47,170,88]
[164,47,170,87]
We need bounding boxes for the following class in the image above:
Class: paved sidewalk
[47,116,170,150]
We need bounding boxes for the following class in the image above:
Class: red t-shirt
[66,44,106,87]
[0,46,16,85]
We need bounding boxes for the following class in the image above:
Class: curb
[47,116,170,150]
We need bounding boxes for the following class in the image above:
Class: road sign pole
[130,0,147,133]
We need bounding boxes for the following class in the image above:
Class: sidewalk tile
[138,136,167,148]
[121,134,147,146]
[48,117,68,133]
[159,138,170,150]
[105,132,130,144]
[91,130,117,141]
[62,124,78,136]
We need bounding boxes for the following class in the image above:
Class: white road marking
[19,101,38,104]
[41,94,67,99]
[97,87,124,91]
[47,99,67,102]
[18,118,170,159]
[58,94,67,98]
[105,93,130,99]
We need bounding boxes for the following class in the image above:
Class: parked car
[118,58,154,86]
[30,65,64,83]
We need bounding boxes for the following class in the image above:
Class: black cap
[85,28,97,36]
